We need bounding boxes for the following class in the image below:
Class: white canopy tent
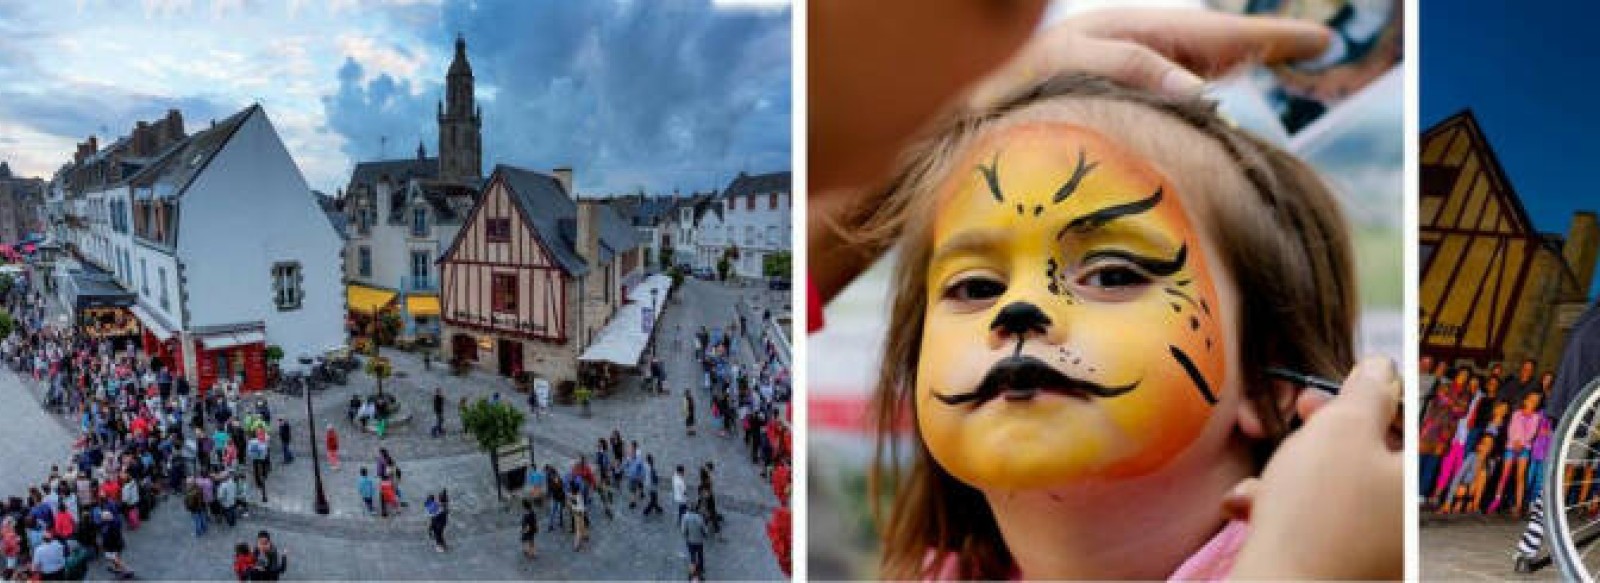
[577,274,672,367]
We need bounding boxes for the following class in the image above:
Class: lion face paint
[916,122,1227,490]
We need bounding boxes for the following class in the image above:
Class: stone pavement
[0,366,73,497]
[1421,513,1554,581]
[3,278,787,580]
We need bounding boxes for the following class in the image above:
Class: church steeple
[438,32,482,184]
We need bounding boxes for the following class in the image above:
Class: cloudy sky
[0,0,790,195]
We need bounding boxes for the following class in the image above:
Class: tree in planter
[264,345,285,387]
[574,385,593,417]
[460,398,526,500]
[365,355,393,399]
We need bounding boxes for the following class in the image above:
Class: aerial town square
[0,1,791,579]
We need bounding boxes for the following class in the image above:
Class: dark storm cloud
[322,0,790,194]
[321,57,439,164]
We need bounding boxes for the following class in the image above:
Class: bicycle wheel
[1547,376,1600,581]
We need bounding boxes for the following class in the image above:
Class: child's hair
[853,74,1358,580]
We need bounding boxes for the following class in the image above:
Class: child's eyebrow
[930,229,1009,266]
[1055,187,1163,239]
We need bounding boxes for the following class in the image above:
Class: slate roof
[479,164,641,276]
[127,104,257,198]
[348,157,439,192]
[721,170,791,198]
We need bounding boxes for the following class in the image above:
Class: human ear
[1237,373,1298,439]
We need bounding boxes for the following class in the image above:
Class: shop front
[404,293,442,346]
[347,283,398,352]
[130,305,182,375]
[66,268,139,351]
[192,328,268,393]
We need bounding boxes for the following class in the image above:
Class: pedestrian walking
[682,503,708,578]
[425,494,448,552]
[184,479,208,537]
[520,499,539,561]
[246,531,288,580]
[357,468,376,515]
[545,465,566,532]
[325,424,340,470]
[673,465,688,520]
[570,485,588,551]
[379,473,399,518]
[684,390,696,436]
[643,455,664,516]
[98,509,133,578]
[431,388,445,438]
[277,418,293,464]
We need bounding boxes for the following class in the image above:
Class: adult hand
[968,7,1331,108]
[1228,357,1404,580]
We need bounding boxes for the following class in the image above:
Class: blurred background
[805,0,1402,578]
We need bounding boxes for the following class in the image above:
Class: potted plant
[556,379,577,405]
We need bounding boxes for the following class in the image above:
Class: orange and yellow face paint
[915,122,1227,490]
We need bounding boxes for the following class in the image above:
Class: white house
[716,171,791,279]
[51,104,344,392]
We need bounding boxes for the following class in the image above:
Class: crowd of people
[0,286,290,580]
[1420,357,1557,517]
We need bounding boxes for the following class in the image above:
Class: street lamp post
[301,356,330,515]
[650,287,659,359]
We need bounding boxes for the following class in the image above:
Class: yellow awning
[347,284,397,313]
[406,294,440,317]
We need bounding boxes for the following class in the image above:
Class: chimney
[134,121,150,156]
[88,136,97,152]
[553,167,573,198]
[1566,211,1600,297]
[576,200,600,265]
[166,109,184,140]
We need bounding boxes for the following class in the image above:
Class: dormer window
[412,206,428,237]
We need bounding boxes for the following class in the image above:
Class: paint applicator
[1264,367,1343,395]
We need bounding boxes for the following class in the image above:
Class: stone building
[0,162,45,244]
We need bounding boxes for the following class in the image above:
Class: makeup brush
[1264,367,1344,394]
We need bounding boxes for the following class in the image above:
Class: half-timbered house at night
[1420,110,1600,369]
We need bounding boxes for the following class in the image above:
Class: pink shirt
[927,519,1249,581]
[1508,410,1541,449]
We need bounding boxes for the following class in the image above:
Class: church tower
[438,33,482,185]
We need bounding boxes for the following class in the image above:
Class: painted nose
[990,301,1052,340]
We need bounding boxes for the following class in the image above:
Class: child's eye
[1078,265,1150,289]
[943,276,1007,304]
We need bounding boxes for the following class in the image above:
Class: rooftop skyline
[0,0,790,195]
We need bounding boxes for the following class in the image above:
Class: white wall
[176,107,344,367]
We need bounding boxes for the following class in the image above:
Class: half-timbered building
[1420,110,1600,368]
[438,165,641,385]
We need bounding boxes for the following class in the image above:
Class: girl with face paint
[850,75,1397,580]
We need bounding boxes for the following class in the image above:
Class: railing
[400,275,436,293]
